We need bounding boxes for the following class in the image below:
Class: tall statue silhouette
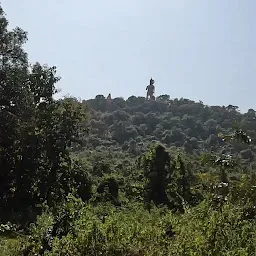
[107,93,112,100]
[146,78,155,100]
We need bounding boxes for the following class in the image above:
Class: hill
[78,95,256,169]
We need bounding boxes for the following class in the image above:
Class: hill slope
[79,95,256,167]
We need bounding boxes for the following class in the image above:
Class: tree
[139,144,173,208]
[95,95,105,99]
[0,6,32,213]
[173,155,200,208]
[157,94,170,102]
[0,7,90,222]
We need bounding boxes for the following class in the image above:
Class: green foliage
[140,144,173,208]
[219,129,252,145]
[5,201,256,256]
[0,6,90,223]
[96,176,121,206]
[1,3,256,255]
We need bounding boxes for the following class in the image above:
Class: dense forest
[1,5,256,256]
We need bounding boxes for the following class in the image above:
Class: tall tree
[0,5,91,222]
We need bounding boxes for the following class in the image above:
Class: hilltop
[76,95,256,168]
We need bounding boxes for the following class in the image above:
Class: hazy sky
[2,1,256,111]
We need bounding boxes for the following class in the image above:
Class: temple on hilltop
[146,78,155,100]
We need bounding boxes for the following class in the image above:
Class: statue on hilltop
[146,78,155,100]
[107,93,112,100]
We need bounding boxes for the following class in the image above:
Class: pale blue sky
[2,0,256,111]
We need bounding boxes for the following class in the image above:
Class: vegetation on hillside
[1,5,256,255]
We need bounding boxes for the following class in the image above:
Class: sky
[1,0,256,112]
